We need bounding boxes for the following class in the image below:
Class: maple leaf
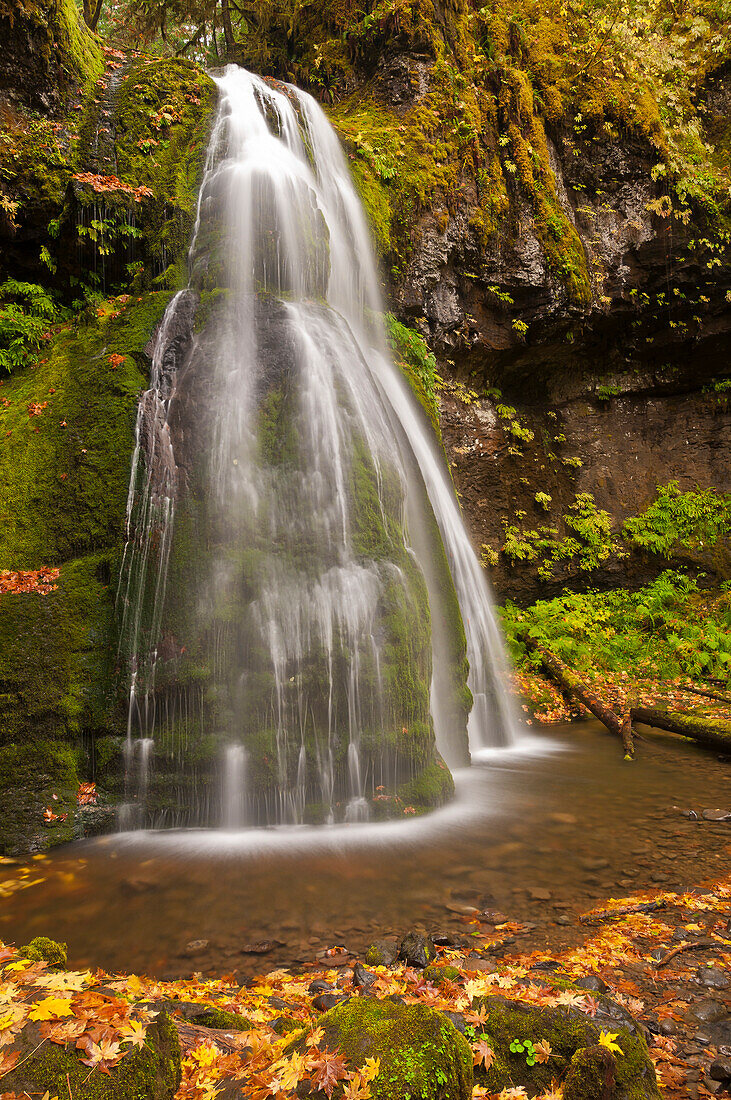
[119,1019,148,1049]
[272,1050,310,1092]
[0,1049,19,1075]
[79,1036,123,1074]
[533,1040,552,1064]
[472,1039,495,1069]
[537,1083,564,1100]
[554,990,584,1007]
[40,1018,87,1045]
[579,995,599,1017]
[498,1089,528,1099]
[310,1051,350,1097]
[307,1027,325,1048]
[35,970,93,993]
[359,1058,380,1083]
[598,1031,624,1057]
[29,996,74,1022]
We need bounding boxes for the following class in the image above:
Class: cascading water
[116,66,520,830]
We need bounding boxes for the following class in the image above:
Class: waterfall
[222,745,247,829]
[116,66,520,831]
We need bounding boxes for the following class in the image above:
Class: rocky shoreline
[1,876,729,1100]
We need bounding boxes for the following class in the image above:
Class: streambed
[2,721,728,978]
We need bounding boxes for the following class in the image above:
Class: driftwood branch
[579,901,668,925]
[653,938,717,969]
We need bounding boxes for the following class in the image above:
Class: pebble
[701,809,731,821]
[690,1000,727,1023]
[709,1056,731,1082]
[697,968,730,989]
[528,887,552,900]
[184,939,210,956]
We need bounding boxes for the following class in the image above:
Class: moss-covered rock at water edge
[305,998,473,1100]
[0,1010,181,1100]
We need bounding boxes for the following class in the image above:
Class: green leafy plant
[624,482,731,558]
[0,280,57,375]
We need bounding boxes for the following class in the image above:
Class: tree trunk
[528,642,634,756]
[220,0,235,55]
[631,707,731,752]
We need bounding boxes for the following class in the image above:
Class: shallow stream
[3,722,728,979]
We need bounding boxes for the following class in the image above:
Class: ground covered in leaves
[0,875,729,1100]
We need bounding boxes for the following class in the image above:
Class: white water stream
[117,66,522,828]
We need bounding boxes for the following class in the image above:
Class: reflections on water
[2,723,728,979]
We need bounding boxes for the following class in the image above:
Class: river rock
[352,962,376,989]
[710,1056,731,1081]
[701,809,731,821]
[470,992,660,1098]
[398,931,436,969]
[312,992,349,1012]
[364,939,399,967]
[697,967,730,989]
[575,973,610,994]
[308,979,333,995]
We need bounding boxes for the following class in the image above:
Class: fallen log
[681,684,731,706]
[630,707,731,752]
[527,642,634,756]
[579,900,668,925]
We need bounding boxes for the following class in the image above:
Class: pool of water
[2,721,729,979]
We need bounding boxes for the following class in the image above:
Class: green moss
[312,999,473,1100]
[183,1006,253,1030]
[0,293,170,566]
[0,740,79,855]
[397,758,454,810]
[18,936,68,967]
[3,1010,181,1100]
[423,964,461,985]
[385,314,440,438]
[472,996,661,1099]
[114,58,216,277]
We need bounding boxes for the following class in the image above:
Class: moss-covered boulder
[310,998,473,1100]
[563,1043,618,1100]
[17,935,68,967]
[471,994,661,1099]
[0,1009,181,1099]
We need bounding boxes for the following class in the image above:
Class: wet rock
[579,857,610,871]
[691,1000,729,1024]
[531,959,564,973]
[657,1018,680,1036]
[442,1010,467,1034]
[710,1056,731,1082]
[528,886,552,900]
[470,994,660,1098]
[308,979,333,995]
[184,939,210,957]
[240,941,275,955]
[364,940,398,967]
[481,910,509,926]
[312,992,349,1012]
[398,932,436,969]
[575,973,610,994]
[701,809,731,821]
[352,962,376,990]
[467,956,498,974]
[563,1043,617,1100]
[679,809,699,819]
[430,930,465,947]
[697,968,730,989]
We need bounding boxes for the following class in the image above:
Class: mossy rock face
[1,1009,181,1099]
[0,0,101,112]
[0,740,78,855]
[312,998,473,1100]
[472,995,661,1099]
